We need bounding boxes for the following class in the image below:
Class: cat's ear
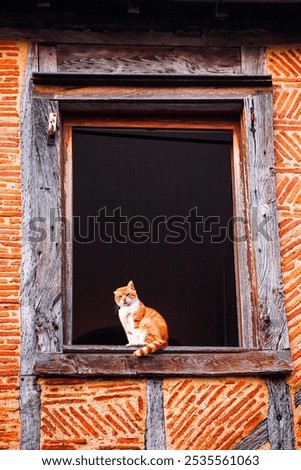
[127,280,135,290]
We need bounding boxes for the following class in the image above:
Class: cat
[114,280,168,357]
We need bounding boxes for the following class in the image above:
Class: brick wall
[0,41,27,449]
[39,378,147,450]
[163,378,268,449]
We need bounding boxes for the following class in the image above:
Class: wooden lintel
[56,100,244,120]
[34,349,292,378]
[32,72,273,88]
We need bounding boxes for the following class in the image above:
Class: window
[30,73,291,377]
[69,126,238,348]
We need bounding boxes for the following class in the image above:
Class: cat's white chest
[118,306,135,331]
[118,300,145,345]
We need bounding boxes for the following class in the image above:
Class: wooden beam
[38,45,57,72]
[19,44,41,450]
[59,99,244,115]
[244,94,290,350]
[55,44,241,75]
[235,419,268,450]
[34,350,292,378]
[20,94,63,448]
[145,380,166,450]
[267,377,295,449]
[241,47,266,74]
[2,26,301,47]
[19,377,41,450]
[29,98,63,353]
[32,72,273,88]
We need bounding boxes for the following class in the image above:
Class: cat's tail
[133,339,167,357]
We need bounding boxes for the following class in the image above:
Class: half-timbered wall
[0,37,300,450]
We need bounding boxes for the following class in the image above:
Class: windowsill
[34,347,292,378]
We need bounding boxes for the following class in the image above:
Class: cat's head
[114,280,138,307]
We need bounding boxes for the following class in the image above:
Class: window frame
[63,117,240,349]
[30,73,292,377]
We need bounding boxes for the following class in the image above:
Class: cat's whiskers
[112,303,119,314]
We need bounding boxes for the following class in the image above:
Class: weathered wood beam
[55,44,241,75]
[235,419,268,450]
[20,44,41,450]
[241,47,266,74]
[20,62,62,449]
[145,380,166,450]
[59,100,243,115]
[38,45,57,72]
[267,377,294,449]
[1,27,301,47]
[34,350,292,378]
[244,93,290,350]
[19,377,41,450]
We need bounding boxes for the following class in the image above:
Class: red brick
[0,40,23,449]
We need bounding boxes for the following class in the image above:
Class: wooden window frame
[64,117,240,349]
[30,73,292,378]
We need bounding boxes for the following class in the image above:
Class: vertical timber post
[20,45,62,449]
[267,377,294,449]
[145,380,166,450]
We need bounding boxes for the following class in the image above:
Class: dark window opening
[72,128,239,347]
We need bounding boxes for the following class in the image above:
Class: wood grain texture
[145,380,166,450]
[19,377,41,450]
[34,350,292,378]
[232,120,255,348]
[20,46,37,375]
[30,98,63,353]
[2,23,301,47]
[20,95,63,448]
[235,419,268,449]
[267,377,295,449]
[241,47,266,74]
[56,45,241,75]
[244,93,290,350]
[32,84,270,101]
[19,44,41,450]
[39,45,57,72]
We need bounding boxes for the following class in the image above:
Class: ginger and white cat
[114,280,168,357]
